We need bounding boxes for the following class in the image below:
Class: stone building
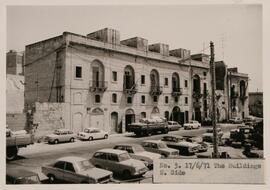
[24,28,213,134]
[6,50,24,75]
[249,92,263,118]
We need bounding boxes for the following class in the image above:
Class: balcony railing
[171,87,183,97]
[192,92,203,99]
[150,86,163,96]
[231,92,239,99]
[123,84,138,96]
[89,80,108,93]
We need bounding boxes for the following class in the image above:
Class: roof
[143,140,162,143]
[6,169,38,178]
[56,156,86,163]
[55,129,71,132]
[96,148,127,155]
[115,143,142,148]
[163,135,184,139]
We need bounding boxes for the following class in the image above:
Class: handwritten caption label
[153,159,264,184]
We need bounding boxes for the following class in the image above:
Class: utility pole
[210,41,219,158]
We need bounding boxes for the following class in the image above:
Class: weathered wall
[33,102,70,138]
[249,92,263,117]
[6,113,27,131]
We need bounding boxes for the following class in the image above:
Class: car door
[63,162,80,183]
[52,161,65,181]
[92,152,109,170]
[106,153,121,174]
[149,143,160,154]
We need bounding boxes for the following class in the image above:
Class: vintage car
[183,120,201,130]
[167,121,182,131]
[113,144,161,169]
[202,128,224,143]
[161,135,200,155]
[229,117,243,124]
[42,156,112,184]
[183,136,208,152]
[141,140,179,158]
[6,169,41,184]
[44,129,76,144]
[90,149,148,179]
[77,128,108,141]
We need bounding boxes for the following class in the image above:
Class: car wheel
[88,136,93,141]
[54,139,59,144]
[123,170,131,179]
[104,134,108,139]
[70,138,75,142]
[48,174,56,183]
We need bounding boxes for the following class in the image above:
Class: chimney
[169,48,190,58]
[148,43,169,56]
[120,37,148,51]
[87,28,120,45]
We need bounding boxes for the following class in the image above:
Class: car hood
[121,159,147,168]
[178,141,199,148]
[136,151,161,160]
[78,167,112,180]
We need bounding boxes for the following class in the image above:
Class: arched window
[124,65,135,90]
[172,72,180,91]
[91,60,105,88]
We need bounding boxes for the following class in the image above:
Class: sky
[6,5,262,92]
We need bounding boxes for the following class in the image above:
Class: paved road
[6,124,238,183]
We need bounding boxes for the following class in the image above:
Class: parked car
[183,136,208,152]
[167,121,182,131]
[202,128,224,143]
[229,117,243,124]
[183,120,201,130]
[141,140,179,158]
[113,144,161,169]
[90,149,148,179]
[44,129,76,144]
[42,156,112,184]
[161,135,199,155]
[77,128,108,141]
[6,169,41,184]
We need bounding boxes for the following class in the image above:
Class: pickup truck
[127,117,169,136]
[6,129,34,161]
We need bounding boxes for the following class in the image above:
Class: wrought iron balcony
[89,80,108,93]
[123,84,138,96]
[192,91,203,99]
[231,92,239,99]
[150,86,163,96]
[171,87,183,97]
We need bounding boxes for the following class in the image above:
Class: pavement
[6,123,258,184]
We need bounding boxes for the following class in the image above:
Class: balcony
[171,87,183,97]
[239,94,248,100]
[123,84,138,96]
[193,101,202,108]
[150,86,163,96]
[192,91,202,99]
[89,80,108,93]
[231,92,239,99]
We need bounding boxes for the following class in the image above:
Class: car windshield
[77,160,95,171]
[158,142,167,148]
[15,175,39,184]
[53,131,60,135]
[118,153,131,162]
[133,145,145,153]
[84,129,91,133]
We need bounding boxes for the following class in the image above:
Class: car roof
[96,148,127,155]
[6,169,38,178]
[55,129,70,132]
[163,135,184,139]
[143,140,162,143]
[114,143,142,147]
[56,156,86,163]
[84,128,100,130]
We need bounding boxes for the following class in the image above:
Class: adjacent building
[249,92,263,118]
[6,50,24,75]
[23,28,248,134]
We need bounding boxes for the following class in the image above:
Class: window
[54,161,65,170]
[65,162,75,172]
[108,154,119,162]
[141,75,145,85]
[203,72,207,76]
[185,80,188,88]
[95,95,101,103]
[165,96,169,104]
[164,78,168,86]
[112,71,117,81]
[153,96,158,103]
[127,97,132,104]
[75,66,82,78]
[94,152,107,159]
[112,93,117,103]
[185,97,188,104]
[141,95,145,104]
[174,97,179,103]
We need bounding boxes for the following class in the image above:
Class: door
[194,108,201,122]
[63,162,78,183]
[53,161,65,181]
[93,66,99,87]
[125,114,135,131]
[111,112,118,134]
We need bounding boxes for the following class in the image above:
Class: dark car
[6,169,41,184]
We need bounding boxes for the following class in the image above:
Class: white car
[167,121,182,131]
[183,120,201,130]
[77,128,108,141]
[44,129,76,144]
[113,144,161,169]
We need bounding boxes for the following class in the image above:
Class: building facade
[24,28,247,134]
[249,92,263,118]
[6,50,24,75]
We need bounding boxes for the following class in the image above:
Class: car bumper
[133,168,148,176]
